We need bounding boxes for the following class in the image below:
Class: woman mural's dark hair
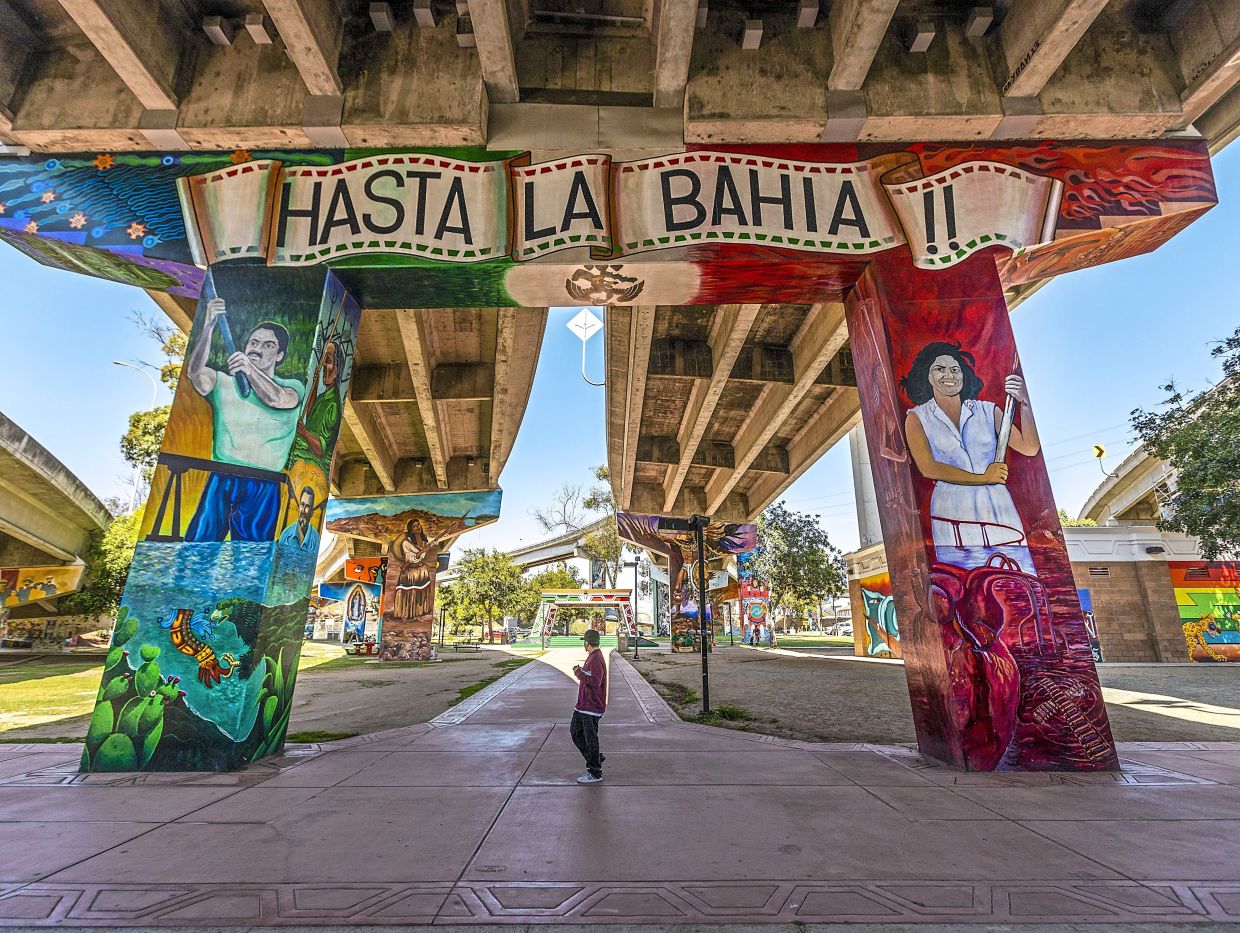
[899,341,984,404]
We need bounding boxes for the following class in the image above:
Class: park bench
[345,641,378,656]
[445,641,481,652]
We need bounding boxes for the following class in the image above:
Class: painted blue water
[933,544,1035,575]
[119,540,312,740]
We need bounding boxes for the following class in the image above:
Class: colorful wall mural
[616,513,756,652]
[1170,562,1240,662]
[318,580,381,641]
[1076,588,1104,663]
[735,549,769,644]
[325,491,500,660]
[847,248,1118,772]
[84,266,361,772]
[856,572,901,658]
[344,557,384,585]
[0,143,1214,310]
[1,141,1214,776]
[1,565,84,608]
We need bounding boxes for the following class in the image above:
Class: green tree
[447,548,529,642]
[119,313,186,483]
[513,565,585,625]
[1058,508,1097,528]
[60,509,143,617]
[749,502,846,627]
[531,464,629,587]
[1131,327,1240,560]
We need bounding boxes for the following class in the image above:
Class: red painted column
[846,247,1119,771]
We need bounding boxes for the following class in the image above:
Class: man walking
[571,629,607,784]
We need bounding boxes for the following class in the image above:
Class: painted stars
[126,221,147,240]
[24,220,38,234]
[94,153,115,171]
[230,149,252,165]
[39,190,56,203]
[69,212,87,229]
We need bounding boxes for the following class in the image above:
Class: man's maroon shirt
[575,649,607,716]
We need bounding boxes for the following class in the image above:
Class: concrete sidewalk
[0,648,1239,927]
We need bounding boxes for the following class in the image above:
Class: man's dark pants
[570,710,603,778]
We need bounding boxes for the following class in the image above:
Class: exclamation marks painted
[922,184,959,256]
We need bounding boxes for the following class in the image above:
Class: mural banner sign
[1,565,84,608]
[0,142,1214,309]
[180,151,1062,272]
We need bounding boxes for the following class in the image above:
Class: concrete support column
[324,491,502,660]
[848,422,883,549]
[86,265,362,772]
[845,248,1119,773]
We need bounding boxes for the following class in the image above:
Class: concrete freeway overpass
[0,411,111,631]
[6,0,1239,522]
[1,0,1236,772]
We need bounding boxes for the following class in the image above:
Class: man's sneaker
[576,772,603,784]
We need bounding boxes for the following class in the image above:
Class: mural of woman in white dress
[900,342,1041,572]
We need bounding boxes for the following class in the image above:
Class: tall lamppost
[623,559,640,659]
[112,360,159,511]
[656,514,712,716]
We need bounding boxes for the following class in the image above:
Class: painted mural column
[846,247,1119,772]
[616,514,756,653]
[324,492,502,660]
[85,266,361,773]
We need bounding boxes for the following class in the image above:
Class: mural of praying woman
[901,341,1041,573]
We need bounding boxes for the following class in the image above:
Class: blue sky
[1,144,1237,555]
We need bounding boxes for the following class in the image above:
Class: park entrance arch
[535,589,636,650]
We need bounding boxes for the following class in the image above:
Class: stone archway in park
[534,589,636,650]
[0,139,1215,773]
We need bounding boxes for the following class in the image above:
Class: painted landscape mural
[617,513,756,652]
[85,266,361,772]
[325,491,500,660]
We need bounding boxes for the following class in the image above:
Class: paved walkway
[1,649,1240,927]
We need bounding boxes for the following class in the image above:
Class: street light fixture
[112,361,159,512]
[656,514,712,716]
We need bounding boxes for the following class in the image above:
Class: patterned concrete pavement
[1,648,1239,927]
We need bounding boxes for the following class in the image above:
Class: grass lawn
[0,642,385,737]
[0,657,104,734]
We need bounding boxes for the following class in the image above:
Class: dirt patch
[631,647,1240,744]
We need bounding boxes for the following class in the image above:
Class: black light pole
[655,515,711,715]
[693,514,710,716]
[630,560,641,660]
[438,607,446,648]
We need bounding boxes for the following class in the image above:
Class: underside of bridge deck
[606,302,859,522]
[3,0,1240,154]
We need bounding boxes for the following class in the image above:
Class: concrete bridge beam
[55,0,186,111]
